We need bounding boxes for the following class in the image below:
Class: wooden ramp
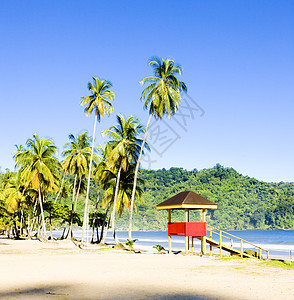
[194,225,269,259]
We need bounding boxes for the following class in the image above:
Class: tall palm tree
[103,115,144,243]
[80,76,115,243]
[16,134,61,240]
[128,57,187,239]
[62,131,92,239]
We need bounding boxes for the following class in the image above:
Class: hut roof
[156,191,217,210]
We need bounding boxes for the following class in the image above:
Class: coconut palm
[16,134,61,240]
[80,76,115,243]
[103,114,144,243]
[62,131,92,239]
[3,172,27,238]
[128,57,187,239]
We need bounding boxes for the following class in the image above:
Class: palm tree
[103,114,144,243]
[16,134,61,240]
[3,172,27,239]
[62,131,92,239]
[128,57,187,239]
[80,76,115,243]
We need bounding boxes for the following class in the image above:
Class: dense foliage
[1,164,294,234]
[115,164,294,230]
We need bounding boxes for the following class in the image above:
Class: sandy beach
[0,237,293,300]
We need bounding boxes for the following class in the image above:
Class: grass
[259,260,294,270]
[215,255,246,261]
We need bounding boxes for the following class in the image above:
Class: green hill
[114,164,294,230]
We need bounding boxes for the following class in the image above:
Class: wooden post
[209,230,212,256]
[185,209,189,254]
[168,209,171,254]
[201,209,207,255]
[192,237,194,253]
[240,240,243,258]
[219,231,222,257]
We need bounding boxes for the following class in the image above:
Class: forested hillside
[114,165,294,230]
[2,164,294,232]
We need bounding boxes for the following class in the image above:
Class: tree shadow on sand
[0,284,227,299]
[0,284,69,298]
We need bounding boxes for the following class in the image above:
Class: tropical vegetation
[1,56,293,245]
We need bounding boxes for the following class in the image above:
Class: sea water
[53,229,294,260]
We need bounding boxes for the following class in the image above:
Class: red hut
[156,191,217,254]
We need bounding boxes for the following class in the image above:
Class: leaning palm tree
[16,134,61,240]
[62,131,92,239]
[103,114,144,244]
[80,77,115,243]
[128,57,187,239]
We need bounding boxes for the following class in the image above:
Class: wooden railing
[206,225,269,260]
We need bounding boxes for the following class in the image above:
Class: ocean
[53,229,294,260]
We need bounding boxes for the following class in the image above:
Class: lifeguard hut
[156,191,217,254]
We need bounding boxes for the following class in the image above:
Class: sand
[0,237,293,299]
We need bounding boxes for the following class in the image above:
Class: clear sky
[0,0,293,182]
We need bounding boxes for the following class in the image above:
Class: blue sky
[0,0,293,182]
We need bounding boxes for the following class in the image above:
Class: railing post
[259,248,261,260]
[192,237,194,253]
[240,240,243,258]
[219,231,222,257]
[267,251,269,260]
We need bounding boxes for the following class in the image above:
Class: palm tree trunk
[128,114,152,239]
[91,189,101,243]
[38,186,47,240]
[49,213,53,240]
[23,215,31,239]
[99,203,111,244]
[82,113,98,243]
[67,174,77,240]
[61,226,67,239]
[20,209,23,236]
[74,175,82,211]
[13,217,20,239]
[111,164,122,244]
[27,211,31,239]
[37,216,41,238]
[54,172,65,203]
[29,200,38,234]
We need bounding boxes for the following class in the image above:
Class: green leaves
[140,57,187,119]
[81,77,115,121]
[62,131,92,178]
[125,238,138,248]
[153,244,165,253]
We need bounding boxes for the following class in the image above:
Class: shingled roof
[156,191,217,210]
